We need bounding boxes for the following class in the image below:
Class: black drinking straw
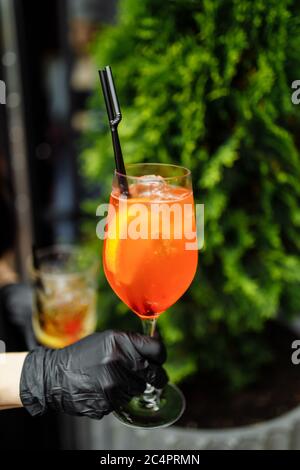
[98,66,129,196]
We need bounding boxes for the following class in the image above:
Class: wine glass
[103,163,198,428]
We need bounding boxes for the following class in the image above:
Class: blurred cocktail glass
[30,245,97,349]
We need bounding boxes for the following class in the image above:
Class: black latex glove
[20,330,168,419]
[0,283,37,349]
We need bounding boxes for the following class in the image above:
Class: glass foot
[113,383,185,429]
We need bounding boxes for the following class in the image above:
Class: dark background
[0,0,116,449]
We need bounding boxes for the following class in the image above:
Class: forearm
[0,352,27,409]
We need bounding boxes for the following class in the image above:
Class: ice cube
[132,174,167,199]
[139,174,166,184]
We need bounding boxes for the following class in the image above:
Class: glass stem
[142,318,157,337]
[140,318,160,411]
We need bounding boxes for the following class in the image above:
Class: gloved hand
[20,330,168,419]
[0,283,37,349]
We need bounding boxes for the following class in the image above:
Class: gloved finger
[113,333,150,372]
[79,408,106,420]
[124,371,147,397]
[108,386,133,410]
[105,364,146,409]
[146,364,168,389]
[128,333,167,365]
[61,394,112,419]
[129,378,147,397]
[81,405,110,420]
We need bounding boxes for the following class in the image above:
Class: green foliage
[81,0,300,390]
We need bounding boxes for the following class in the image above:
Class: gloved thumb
[128,332,167,365]
[147,364,169,389]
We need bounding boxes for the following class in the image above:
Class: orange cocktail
[102,163,198,429]
[103,183,197,319]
